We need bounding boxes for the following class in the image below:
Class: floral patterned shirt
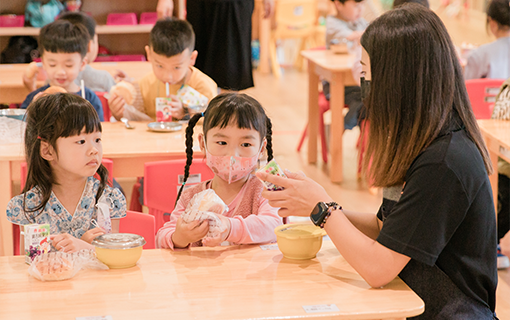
[6,177,126,239]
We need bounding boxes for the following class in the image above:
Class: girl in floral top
[6,93,126,253]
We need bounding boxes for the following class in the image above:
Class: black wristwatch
[310,202,341,228]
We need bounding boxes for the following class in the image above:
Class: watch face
[311,202,328,224]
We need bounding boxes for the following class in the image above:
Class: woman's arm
[257,170,409,288]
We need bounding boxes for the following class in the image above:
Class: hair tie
[201,112,205,117]
[182,181,186,186]
[37,136,42,140]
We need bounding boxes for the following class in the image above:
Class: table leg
[0,161,14,256]
[488,148,499,215]
[329,72,345,183]
[307,61,319,164]
[258,6,270,74]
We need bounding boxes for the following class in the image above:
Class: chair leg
[297,124,308,152]
[319,110,328,163]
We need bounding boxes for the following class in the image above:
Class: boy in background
[23,12,124,93]
[108,18,217,121]
[20,20,104,121]
[324,0,368,130]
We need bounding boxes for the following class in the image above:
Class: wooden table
[478,119,510,208]
[301,50,358,183]
[0,241,424,319]
[0,121,194,256]
[0,61,152,104]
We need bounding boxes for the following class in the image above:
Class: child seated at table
[324,0,368,130]
[156,93,283,249]
[6,93,126,253]
[108,18,217,121]
[464,0,510,80]
[23,12,125,94]
[20,20,104,121]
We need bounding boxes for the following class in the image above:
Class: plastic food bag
[176,85,209,109]
[28,249,108,281]
[256,159,287,191]
[182,190,228,238]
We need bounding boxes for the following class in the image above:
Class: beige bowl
[92,233,146,269]
[274,224,327,260]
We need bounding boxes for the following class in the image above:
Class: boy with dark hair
[108,18,217,121]
[324,0,368,130]
[20,20,104,121]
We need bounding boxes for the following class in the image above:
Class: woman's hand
[256,170,334,217]
[172,218,209,248]
[50,234,94,253]
[202,214,231,247]
[80,227,106,243]
[157,0,174,19]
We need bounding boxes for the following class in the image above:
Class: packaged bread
[44,86,67,94]
[182,189,229,238]
[28,250,109,281]
[31,252,75,281]
[109,81,136,105]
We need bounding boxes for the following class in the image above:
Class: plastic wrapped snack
[256,159,287,191]
[28,250,108,281]
[182,189,229,238]
[176,84,209,109]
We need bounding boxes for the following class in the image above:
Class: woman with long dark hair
[258,4,498,318]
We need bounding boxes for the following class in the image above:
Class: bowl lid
[92,233,146,249]
[0,109,26,116]
[274,224,326,239]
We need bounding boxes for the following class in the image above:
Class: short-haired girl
[156,93,283,249]
[6,93,126,253]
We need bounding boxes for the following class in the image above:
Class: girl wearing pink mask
[156,93,283,249]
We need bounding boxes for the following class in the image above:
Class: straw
[165,82,170,97]
[80,79,85,99]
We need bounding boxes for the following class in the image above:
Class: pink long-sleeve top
[156,175,283,249]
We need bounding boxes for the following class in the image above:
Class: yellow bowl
[94,246,143,269]
[92,233,146,269]
[274,224,327,260]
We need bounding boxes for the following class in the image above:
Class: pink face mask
[204,142,264,184]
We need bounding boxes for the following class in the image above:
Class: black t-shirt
[376,130,497,319]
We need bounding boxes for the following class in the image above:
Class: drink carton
[24,224,51,264]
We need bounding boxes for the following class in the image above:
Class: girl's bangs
[56,101,102,137]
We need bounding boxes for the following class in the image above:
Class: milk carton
[24,224,51,264]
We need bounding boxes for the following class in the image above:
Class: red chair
[95,92,111,122]
[465,79,505,119]
[296,91,331,163]
[144,159,214,231]
[119,210,156,249]
[14,159,114,255]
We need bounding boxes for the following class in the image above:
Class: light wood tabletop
[0,241,424,320]
[0,121,194,256]
[478,119,510,208]
[0,61,152,104]
[300,49,358,183]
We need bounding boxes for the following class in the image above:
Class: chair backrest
[119,210,156,249]
[95,91,111,122]
[144,159,214,230]
[465,79,505,119]
[274,0,318,38]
